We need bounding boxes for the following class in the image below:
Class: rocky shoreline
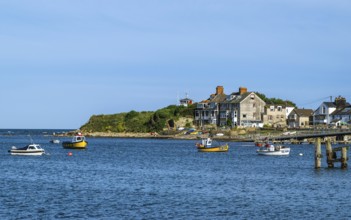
[57,131,255,142]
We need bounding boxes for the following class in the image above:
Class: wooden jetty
[270,130,351,141]
[254,130,350,169]
[315,138,348,169]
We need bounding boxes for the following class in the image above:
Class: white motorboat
[256,143,290,156]
[8,144,46,156]
[50,139,60,144]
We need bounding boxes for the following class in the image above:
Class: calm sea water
[1,129,351,219]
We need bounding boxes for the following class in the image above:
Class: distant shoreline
[56,131,254,142]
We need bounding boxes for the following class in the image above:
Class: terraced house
[195,86,266,128]
[262,104,294,128]
[287,109,314,128]
[194,86,226,128]
[220,87,265,127]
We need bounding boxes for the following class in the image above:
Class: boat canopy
[201,138,212,147]
[72,135,86,142]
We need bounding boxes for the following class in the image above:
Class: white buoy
[299,153,303,156]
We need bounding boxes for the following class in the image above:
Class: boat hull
[9,150,45,156]
[198,144,229,152]
[256,148,290,156]
[62,141,88,149]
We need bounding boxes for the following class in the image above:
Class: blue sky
[0,0,350,129]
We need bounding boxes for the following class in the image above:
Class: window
[250,94,255,99]
[322,106,326,114]
[243,114,247,118]
[277,106,282,111]
[197,103,204,109]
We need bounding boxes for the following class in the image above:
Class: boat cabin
[201,138,212,147]
[28,144,41,150]
[72,135,86,143]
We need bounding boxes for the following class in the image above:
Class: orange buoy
[68,152,73,156]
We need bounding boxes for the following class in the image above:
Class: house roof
[331,106,351,116]
[199,93,227,104]
[323,102,336,108]
[293,109,314,117]
[209,93,227,103]
[223,92,264,104]
[226,92,250,104]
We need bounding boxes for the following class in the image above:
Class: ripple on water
[1,138,351,219]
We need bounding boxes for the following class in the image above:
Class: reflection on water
[1,131,351,219]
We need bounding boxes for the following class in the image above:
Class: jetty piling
[326,139,334,168]
[341,147,348,169]
[315,138,322,169]
[315,137,349,169]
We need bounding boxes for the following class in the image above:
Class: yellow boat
[62,133,88,149]
[196,137,229,152]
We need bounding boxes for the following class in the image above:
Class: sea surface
[1,129,351,219]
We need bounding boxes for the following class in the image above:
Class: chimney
[239,87,247,95]
[335,96,346,109]
[216,86,224,95]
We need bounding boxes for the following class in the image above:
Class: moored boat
[62,133,88,149]
[256,143,290,156]
[196,137,229,152]
[50,139,60,144]
[8,144,45,156]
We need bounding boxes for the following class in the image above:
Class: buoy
[68,152,73,156]
[299,153,303,156]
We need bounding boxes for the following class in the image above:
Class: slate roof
[209,93,227,103]
[199,93,227,104]
[331,106,351,116]
[223,92,252,104]
[293,109,314,117]
[323,102,336,108]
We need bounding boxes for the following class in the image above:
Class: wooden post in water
[315,137,322,169]
[326,138,334,168]
[341,147,348,169]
